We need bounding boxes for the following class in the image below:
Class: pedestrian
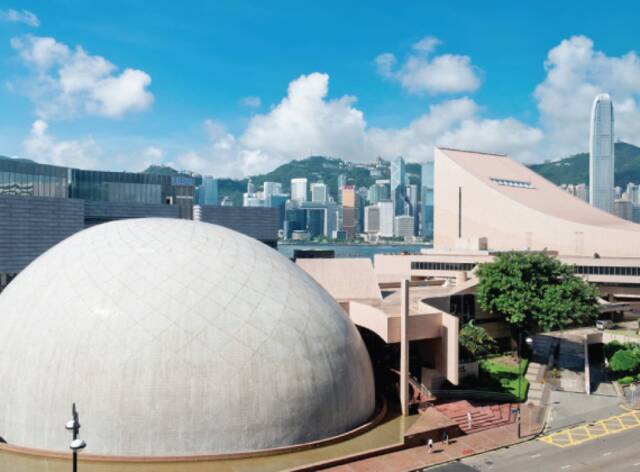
[467,412,472,430]
[443,430,449,445]
[427,438,433,454]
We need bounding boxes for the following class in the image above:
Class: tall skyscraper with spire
[390,156,406,216]
[589,93,615,213]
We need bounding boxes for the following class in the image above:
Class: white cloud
[534,35,640,157]
[23,120,102,169]
[376,36,481,94]
[10,35,153,119]
[0,9,39,27]
[180,73,541,178]
[240,96,261,108]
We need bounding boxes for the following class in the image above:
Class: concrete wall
[0,195,84,274]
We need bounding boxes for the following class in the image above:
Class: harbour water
[277,242,431,259]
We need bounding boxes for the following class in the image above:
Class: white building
[291,178,308,202]
[364,205,380,234]
[394,215,415,239]
[589,93,615,213]
[310,182,328,203]
[614,197,633,221]
[377,201,394,238]
[263,181,282,199]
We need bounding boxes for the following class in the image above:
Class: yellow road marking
[540,409,640,448]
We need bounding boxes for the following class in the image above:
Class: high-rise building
[589,93,615,213]
[263,182,282,199]
[421,162,434,240]
[390,156,406,216]
[337,174,347,203]
[575,183,589,203]
[310,182,328,203]
[342,185,358,240]
[408,183,419,236]
[394,215,415,240]
[377,201,394,238]
[364,205,380,234]
[626,182,639,205]
[614,197,633,221]
[291,178,308,202]
[247,179,255,195]
[197,176,219,206]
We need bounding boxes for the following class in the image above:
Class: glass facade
[421,162,434,239]
[70,169,173,204]
[0,159,69,198]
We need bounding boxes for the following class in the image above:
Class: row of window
[411,260,640,278]
[0,171,68,198]
[490,177,535,189]
[411,261,477,271]
[574,265,640,277]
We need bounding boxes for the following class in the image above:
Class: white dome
[0,218,374,456]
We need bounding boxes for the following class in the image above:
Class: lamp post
[517,333,533,438]
[65,403,86,472]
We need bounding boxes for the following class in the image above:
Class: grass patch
[460,356,529,402]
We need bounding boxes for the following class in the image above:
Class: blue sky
[1,1,640,177]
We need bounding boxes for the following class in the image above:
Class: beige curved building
[434,147,640,257]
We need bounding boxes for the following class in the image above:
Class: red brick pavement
[322,422,523,472]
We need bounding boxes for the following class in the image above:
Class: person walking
[467,412,473,430]
[442,430,449,445]
[427,438,433,454]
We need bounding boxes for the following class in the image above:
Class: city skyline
[2,2,640,178]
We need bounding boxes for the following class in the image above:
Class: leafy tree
[609,349,640,376]
[476,252,599,333]
[459,322,498,361]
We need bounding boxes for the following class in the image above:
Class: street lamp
[517,334,533,438]
[65,403,86,472]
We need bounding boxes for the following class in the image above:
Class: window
[490,178,535,189]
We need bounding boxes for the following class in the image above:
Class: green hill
[530,142,640,187]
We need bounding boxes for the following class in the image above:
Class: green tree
[609,349,640,376]
[459,322,498,361]
[476,252,599,333]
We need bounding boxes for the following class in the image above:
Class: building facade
[291,178,308,202]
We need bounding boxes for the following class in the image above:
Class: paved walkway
[433,400,516,434]
[323,423,525,471]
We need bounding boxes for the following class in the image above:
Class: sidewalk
[322,422,528,472]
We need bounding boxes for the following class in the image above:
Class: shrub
[459,322,498,361]
[618,376,635,385]
[609,349,640,375]
[604,340,623,360]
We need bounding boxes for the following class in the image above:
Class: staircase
[434,400,517,434]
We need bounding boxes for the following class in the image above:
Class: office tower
[337,174,347,203]
[197,176,219,206]
[421,162,434,239]
[364,205,380,234]
[589,93,615,213]
[394,215,415,240]
[390,156,406,216]
[377,201,394,238]
[408,183,419,236]
[247,179,255,195]
[614,197,633,221]
[341,185,358,240]
[291,178,308,202]
[310,182,328,203]
[263,181,282,199]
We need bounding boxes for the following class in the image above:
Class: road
[422,426,640,472]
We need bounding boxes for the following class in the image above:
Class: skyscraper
[291,178,308,202]
[263,182,282,199]
[341,185,358,240]
[589,93,615,213]
[377,201,394,238]
[310,182,328,203]
[364,205,380,234]
[390,156,406,216]
[197,176,219,206]
[421,162,434,240]
[337,174,346,203]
